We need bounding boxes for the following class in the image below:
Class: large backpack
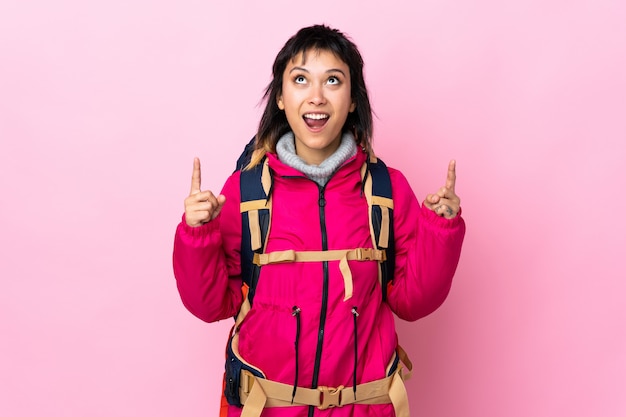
[235,137,396,305]
[220,138,412,416]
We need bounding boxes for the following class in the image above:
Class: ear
[349,101,356,113]
[277,95,285,110]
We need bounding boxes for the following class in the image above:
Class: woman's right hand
[184,157,226,227]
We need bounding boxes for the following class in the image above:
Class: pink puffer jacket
[173,148,465,417]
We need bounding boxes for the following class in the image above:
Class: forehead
[288,48,349,69]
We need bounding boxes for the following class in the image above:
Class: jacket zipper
[309,183,329,417]
[281,176,330,417]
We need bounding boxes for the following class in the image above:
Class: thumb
[424,194,440,206]
[211,194,227,220]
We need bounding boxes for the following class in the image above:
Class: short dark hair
[252,25,373,164]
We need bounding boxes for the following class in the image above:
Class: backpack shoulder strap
[362,154,395,301]
[239,150,394,305]
[235,136,257,171]
[239,157,272,306]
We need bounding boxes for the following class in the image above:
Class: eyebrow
[289,67,347,77]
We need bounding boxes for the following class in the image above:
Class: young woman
[173,25,465,417]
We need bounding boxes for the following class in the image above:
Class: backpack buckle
[318,385,344,409]
[354,248,371,260]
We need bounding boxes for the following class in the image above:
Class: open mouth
[303,113,329,129]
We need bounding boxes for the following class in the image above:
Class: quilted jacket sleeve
[386,168,466,321]
[172,173,244,323]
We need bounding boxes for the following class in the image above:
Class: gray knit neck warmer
[275,131,358,186]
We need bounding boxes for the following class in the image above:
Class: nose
[308,83,326,105]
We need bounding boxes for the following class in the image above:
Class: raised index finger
[446,160,456,191]
[190,157,202,195]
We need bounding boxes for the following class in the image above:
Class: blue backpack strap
[239,157,272,306]
[366,156,395,301]
[236,136,257,171]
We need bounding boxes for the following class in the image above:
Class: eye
[327,76,340,85]
[294,75,306,84]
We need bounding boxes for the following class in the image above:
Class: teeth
[304,114,328,120]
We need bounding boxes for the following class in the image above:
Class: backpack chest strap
[252,248,386,301]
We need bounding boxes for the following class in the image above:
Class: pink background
[1,1,625,416]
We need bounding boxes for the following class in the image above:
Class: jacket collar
[266,147,369,181]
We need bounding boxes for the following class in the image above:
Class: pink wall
[1,1,624,416]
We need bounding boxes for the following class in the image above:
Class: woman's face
[277,49,356,165]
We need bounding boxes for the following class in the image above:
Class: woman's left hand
[423,160,461,219]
